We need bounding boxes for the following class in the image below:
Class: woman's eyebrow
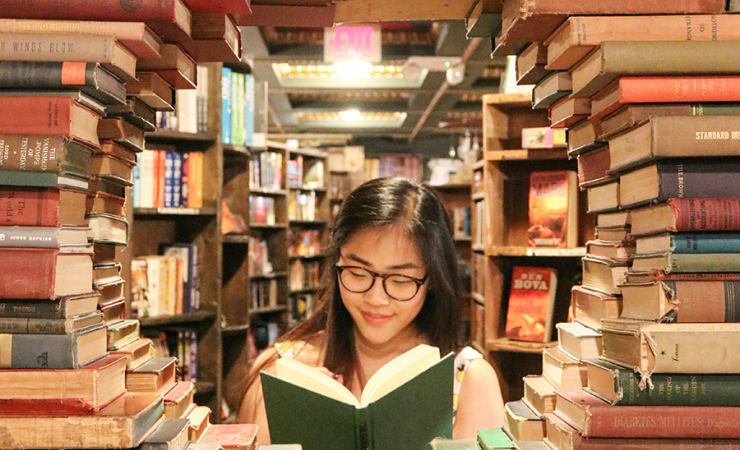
[343,253,421,271]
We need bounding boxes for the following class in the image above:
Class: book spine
[132,163,141,208]
[603,41,740,74]
[0,96,74,135]
[621,77,740,103]
[0,60,97,88]
[221,67,232,144]
[180,153,189,208]
[523,0,723,13]
[0,33,121,65]
[2,333,76,369]
[0,300,69,319]
[669,253,740,272]
[164,151,174,208]
[670,234,740,253]
[0,317,72,334]
[657,161,740,200]
[0,248,57,299]
[615,368,740,406]
[0,226,60,248]
[585,404,740,438]
[172,152,182,208]
[574,436,740,449]
[0,1,176,20]
[671,199,740,231]
[0,187,60,226]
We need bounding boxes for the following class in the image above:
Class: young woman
[238,177,505,443]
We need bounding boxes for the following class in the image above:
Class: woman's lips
[362,311,392,325]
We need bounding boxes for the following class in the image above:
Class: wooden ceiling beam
[334,0,478,23]
[232,4,336,27]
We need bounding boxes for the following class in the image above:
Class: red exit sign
[324,25,381,63]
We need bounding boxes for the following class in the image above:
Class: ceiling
[237,1,505,146]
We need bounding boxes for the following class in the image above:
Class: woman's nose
[364,278,392,306]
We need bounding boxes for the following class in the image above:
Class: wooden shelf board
[138,310,217,327]
[289,220,327,226]
[485,246,586,257]
[250,271,288,280]
[289,253,325,260]
[250,188,287,197]
[222,324,250,335]
[289,186,328,193]
[288,147,327,159]
[135,207,217,216]
[290,287,318,295]
[222,144,252,157]
[431,183,472,190]
[249,223,287,229]
[222,234,250,244]
[486,149,568,161]
[486,338,555,353]
[147,129,217,142]
[250,305,288,314]
[472,292,485,305]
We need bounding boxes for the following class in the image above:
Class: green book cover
[262,351,454,450]
[477,427,515,450]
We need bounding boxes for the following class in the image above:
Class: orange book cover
[505,266,558,343]
[528,170,578,247]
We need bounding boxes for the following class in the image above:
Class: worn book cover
[504,266,558,343]
[141,417,190,450]
[199,424,259,450]
[528,171,578,247]
[262,345,453,450]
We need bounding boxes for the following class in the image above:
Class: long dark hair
[242,177,464,395]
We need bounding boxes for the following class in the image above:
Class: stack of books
[493,1,740,449]
[0,1,263,449]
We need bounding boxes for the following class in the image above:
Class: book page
[275,358,359,407]
[361,344,440,406]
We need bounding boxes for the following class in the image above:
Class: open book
[261,344,454,450]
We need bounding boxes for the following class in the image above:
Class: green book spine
[668,253,740,273]
[610,369,740,406]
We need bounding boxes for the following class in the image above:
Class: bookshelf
[479,92,595,403]
[129,62,269,422]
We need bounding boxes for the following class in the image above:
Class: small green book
[262,344,454,450]
[477,428,515,450]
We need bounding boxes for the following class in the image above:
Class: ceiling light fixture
[330,60,374,79]
[338,109,361,121]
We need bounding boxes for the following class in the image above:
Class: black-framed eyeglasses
[336,265,428,301]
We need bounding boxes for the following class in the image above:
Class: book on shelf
[0,247,93,299]
[541,346,587,391]
[0,353,126,410]
[185,405,212,443]
[0,225,89,249]
[230,71,245,146]
[0,32,136,81]
[107,318,140,350]
[262,344,453,450]
[554,388,740,438]
[0,310,102,334]
[584,240,634,265]
[87,213,128,245]
[0,392,165,449]
[570,285,622,332]
[477,428,515,450]
[600,320,740,382]
[503,400,544,442]
[199,424,259,450]
[555,322,601,361]
[250,196,276,225]
[521,127,566,149]
[532,71,571,110]
[163,243,199,313]
[0,134,93,178]
[0,292,100,320]
[567,119,604,157]
[631,252,740,274]
[251,278,278,310]
[127,72,175,111]
[594,225,629,242]
[528,171,578,248]
[522,375,556,418]
[504,266,558,343]
[106,96,157,132]
[141,417,190,450]
[576,146,612,188]
[0,170,89,191]
[127,356,178,395]
[430,438,483,450]
[585,179,619,214]
[596,210,630,229]
[630,198,740,237]
[100,297,126,325]
[545,16,740,71]
[98,117,145,153]
[571,41,740,99]
[182,13,242,63]
[580,256,628,296]
[87,190,126,218]
[164,380,195,419]
[549,96,590,129]
[542,412,577,450]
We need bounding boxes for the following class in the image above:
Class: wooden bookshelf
[478,93,595,403]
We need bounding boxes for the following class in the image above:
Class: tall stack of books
[0,1,262,449]
[492,1,740,449]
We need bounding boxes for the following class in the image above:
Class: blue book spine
[172,152,183,208]
[221,67,232,144]
[245,74,255,147]
[671,233,740,253]
[132,163,141,208]
[164,152,175,208]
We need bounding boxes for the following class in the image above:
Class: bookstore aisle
[481,1,740,449]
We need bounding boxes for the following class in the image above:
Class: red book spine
[671,198,740,231]
[0,187,60,226]
[620,77,740,103]
[0,248,57,299]
[0,0,176,21]
[0,97,75,136]
[586,404,740,438]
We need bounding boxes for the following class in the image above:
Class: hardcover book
[570,285,622,331]
[0,392,165,449]
[528,171,578,247]
[0,186,87,227]
[110,337,154,370]
[127,72,175,111]
[141,418,190,450]
[630,198,740,237]
[199,424,259,450]
[522,375,556,417]
[541,347,588,391]
[0,311,103,334]
[503,400,545,442]
[0,247,93,299]
[504,266,558,343]
[532,71,571,110]
[164,381,195,419]
[262,344,453,450]
[127,356,177,395]
[0,292,99,320]
[477,428,515,450]
[555,322,601,361]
